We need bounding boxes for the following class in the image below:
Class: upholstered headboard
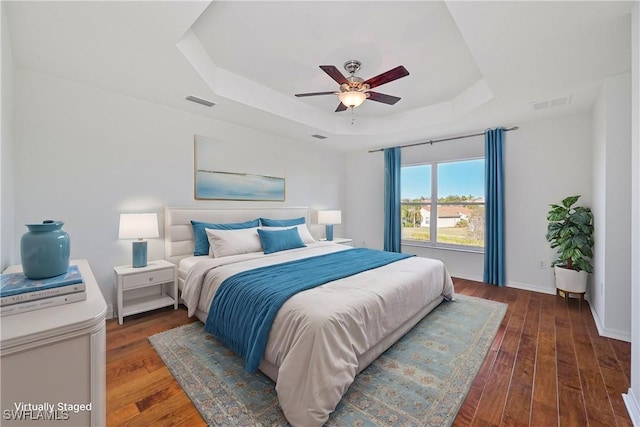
[164,206,310,267]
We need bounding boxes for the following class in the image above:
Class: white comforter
[182,242,455,426]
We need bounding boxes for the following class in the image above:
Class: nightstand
[114,259,177,325]
[330,237,353,246]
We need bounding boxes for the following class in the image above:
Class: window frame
[401,157,485,253]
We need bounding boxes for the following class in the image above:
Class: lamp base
[325,224,334,241]
[132,240,148,268]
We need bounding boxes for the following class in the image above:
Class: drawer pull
[148,277,154,282]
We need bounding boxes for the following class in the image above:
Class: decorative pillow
[257,227,306,255]
[259,217,305,227]
[205,227,262,258]
[261,223,316,244]
[191,219,259,256]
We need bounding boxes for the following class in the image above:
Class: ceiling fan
[295,60,410,112]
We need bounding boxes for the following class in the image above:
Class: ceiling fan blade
[335,102,348,112]
[295,91,336,97]
[320,65,349,85]
[367,92,401,105]
[363,66,409,89]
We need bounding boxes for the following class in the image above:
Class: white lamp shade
[338,91,366,108]
[318,210,342,225]
[118,213,159,240]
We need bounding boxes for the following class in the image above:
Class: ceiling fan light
[338,91,366,108]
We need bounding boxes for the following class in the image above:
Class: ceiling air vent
[531,100,549,111]
[530,95,572,111]
[311,134,327,139]
[549,95,571,107]
[186,95,215,107]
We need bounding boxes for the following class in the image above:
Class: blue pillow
[257,227,306,255]
[260,217,305,227]
[191,219,259,256]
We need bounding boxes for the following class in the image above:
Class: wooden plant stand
[557,288,585,311]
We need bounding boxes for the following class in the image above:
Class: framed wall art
[194,135,286,201]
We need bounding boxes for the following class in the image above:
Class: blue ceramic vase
[20,220,70,279]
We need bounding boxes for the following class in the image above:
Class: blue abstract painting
[195,170,285,201]
[194,134,286,201]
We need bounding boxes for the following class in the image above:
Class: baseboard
[589,303,632,342]
[451,276,557,296]
[506,281,557,295]
[106,303,115,320]
[623,388,640,426]
[451,273,484,283]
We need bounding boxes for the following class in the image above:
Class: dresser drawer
[122,268,174,289]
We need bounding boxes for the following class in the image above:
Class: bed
[164,206,455,427]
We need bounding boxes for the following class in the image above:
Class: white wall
[625,1,640,423]
[505,115,593,294]
[344,150,383,250]
[591,72,632,341]
[345,113,593,295]
[592,84,607,319]
[1,2,16,270]
[10,69,346,315]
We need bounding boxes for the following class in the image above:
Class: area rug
[149,294,507,426]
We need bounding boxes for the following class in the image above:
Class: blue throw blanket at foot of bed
[204,247,413,372]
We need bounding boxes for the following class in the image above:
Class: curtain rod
[367,126,519,153]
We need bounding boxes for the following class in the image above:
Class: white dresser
[1,259,107,426]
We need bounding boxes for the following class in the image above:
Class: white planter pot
[554,266,588,293]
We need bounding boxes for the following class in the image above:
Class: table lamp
[318,210,341,241]
[118,213,159,268]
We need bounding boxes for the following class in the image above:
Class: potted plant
[545,195,594,294]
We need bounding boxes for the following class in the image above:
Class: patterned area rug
[149,294,507,426]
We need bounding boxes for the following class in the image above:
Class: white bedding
[182,242,455,427]
[178,255,207,289]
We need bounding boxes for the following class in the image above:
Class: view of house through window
[401,158,485,250]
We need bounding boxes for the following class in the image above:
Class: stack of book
[0,265,86,317]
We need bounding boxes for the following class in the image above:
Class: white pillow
[205,227,262,258]
[260,223,316,244]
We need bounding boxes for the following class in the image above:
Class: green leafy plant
[546,195,594,273]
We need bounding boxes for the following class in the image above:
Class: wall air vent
[186,95,215,107]
[311,134,327,139]
[530,95,572,111]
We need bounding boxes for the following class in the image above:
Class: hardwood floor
[452,279,632,427]
[106,278,633,426]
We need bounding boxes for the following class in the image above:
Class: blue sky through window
[401,159,485,200]
[401,165,431,200]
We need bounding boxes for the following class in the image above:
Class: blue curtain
[484,128,506,285]
[384,147,401,252]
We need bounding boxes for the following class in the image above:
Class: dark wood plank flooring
[106,278,632,426]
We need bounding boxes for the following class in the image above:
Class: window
[401,158,485,251]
